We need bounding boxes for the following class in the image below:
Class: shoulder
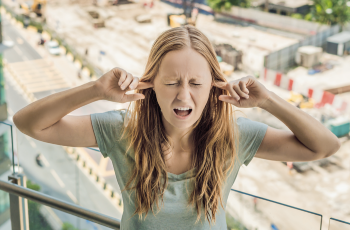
[236,116,268,136]
[235,116,268,166]
[90,110,129,157]
[91,109,127,122]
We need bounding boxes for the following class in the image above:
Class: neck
[161,115,193,152]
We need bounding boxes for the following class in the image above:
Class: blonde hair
[121,25,239,224]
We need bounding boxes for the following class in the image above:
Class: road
[3,15,122,230]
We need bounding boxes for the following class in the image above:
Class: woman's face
[153,48,213,130]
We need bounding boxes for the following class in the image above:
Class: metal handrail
[0,180,121,229]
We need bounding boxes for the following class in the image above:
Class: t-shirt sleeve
[90,110,126,158]
[236,117,268,166]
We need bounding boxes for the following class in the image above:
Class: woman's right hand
[96,67,153,103]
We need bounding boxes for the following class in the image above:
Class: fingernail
[129,85,134,89]
[245,95,249,99]
[121,86,125,90]
[236,97,240,101]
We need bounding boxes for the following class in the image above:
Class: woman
[13,26,340,229]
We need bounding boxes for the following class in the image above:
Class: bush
[62,222,80,230]
[226,214,247,230]
[26,180,53,230]
[27,179,40,191]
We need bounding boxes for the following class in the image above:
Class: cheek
[154,88,175,109]
[193,87,211,107]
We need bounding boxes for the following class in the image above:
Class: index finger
[134,82,154,90]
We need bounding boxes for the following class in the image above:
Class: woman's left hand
[214,76,272,108]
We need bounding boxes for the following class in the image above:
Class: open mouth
[173,108,193,117]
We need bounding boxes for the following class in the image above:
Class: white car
[46,40,61,55]
[13,163,24,174]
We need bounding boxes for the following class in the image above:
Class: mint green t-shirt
[91,110,268,230]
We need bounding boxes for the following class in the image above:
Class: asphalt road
[3,16,122,230]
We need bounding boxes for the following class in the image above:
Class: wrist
[92,80,106,100]
[258,91,277,111]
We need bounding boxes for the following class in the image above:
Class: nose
[176,84,191,101]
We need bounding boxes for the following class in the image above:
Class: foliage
[27,179,41,191]
[25,180,53,230]
[309,0,350,26]
[226,214,247,230]
[291,13,304,19]
[207,0,250,11]
[61,222,80,230]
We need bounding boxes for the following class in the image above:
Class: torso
[163,145,194,175]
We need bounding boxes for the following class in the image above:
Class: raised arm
[214,76,340,162]
[13,67,153,148]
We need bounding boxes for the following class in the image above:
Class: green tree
[207,0,250,11]
[307,0,350,27]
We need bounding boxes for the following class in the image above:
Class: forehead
[157,48,211,80]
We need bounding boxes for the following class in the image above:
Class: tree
[309,0,350,27]
[207,0,250,11]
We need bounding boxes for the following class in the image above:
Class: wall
[264,25,340,72]
[216,6,329,35]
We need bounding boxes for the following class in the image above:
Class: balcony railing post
[8,174,30,230]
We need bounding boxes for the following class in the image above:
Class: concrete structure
[295,46,322,68]
[327,31,350,56]
[251,0,312,15]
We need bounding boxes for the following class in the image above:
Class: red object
[308,88,313,98]
[287,162,293,169]
[274,73,282,86]
[288,79,294,91]
[320,91,335,106]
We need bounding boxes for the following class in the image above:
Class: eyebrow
[162,75,202,81]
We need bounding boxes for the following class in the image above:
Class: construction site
[0,0,350,229]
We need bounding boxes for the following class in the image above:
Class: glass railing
[1,121,349,230]
[0,178,121,229]
[228,189,323,230]
[0,121,15,175]
[329,218,350,230]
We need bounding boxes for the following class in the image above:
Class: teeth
[175,107,191,111]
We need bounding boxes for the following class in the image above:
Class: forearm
[260,91,340,156]
[13,81,103,135]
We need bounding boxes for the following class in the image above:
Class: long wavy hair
[121,25,239,224]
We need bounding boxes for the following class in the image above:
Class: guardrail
[0,179,121,229]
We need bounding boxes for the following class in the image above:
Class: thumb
[122,93,145,103]
[219,95,240,107]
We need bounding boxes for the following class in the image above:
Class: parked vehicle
[36,154,43,167]
[45,40,61,55]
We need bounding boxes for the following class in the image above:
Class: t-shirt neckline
[167,167,196,181]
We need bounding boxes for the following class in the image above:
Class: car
[45,40,61,55]
[12,163,24,174]
[3,40,14,48]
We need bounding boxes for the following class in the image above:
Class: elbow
[13,112,21,130]
[321,138,341,159]
[13,112,31,135]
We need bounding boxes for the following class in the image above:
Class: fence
[216,6,330,35]
[264,25,340,72]
[261,68,348,112]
